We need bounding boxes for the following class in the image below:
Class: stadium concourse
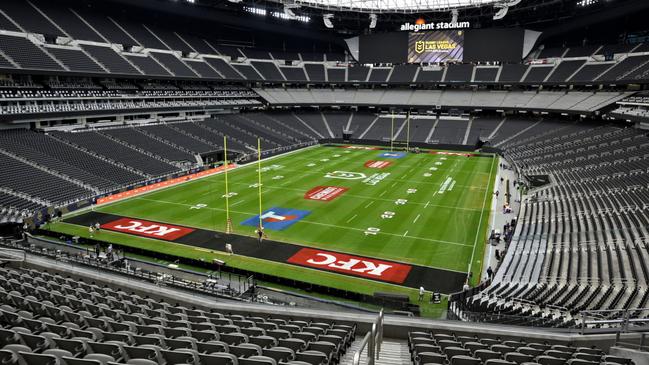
[2,0,649,363]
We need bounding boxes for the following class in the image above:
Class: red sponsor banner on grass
[364,160,392,169]
[338,145,380,150]
[304,186,348,202]
[101,218,195,241]
[430,151,476,157]
[287,248,412,284]
[97,164,236,205]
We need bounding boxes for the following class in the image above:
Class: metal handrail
[0,246,26,263]
[352,309,384,365]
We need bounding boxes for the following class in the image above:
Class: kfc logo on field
[287,248,412,284]
[364,160,392,169]
[304,186,348,202]
[102,218,194,241]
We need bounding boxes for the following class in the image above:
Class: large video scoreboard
[357,28,528,64]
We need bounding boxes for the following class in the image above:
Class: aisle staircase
[339,338,411,365]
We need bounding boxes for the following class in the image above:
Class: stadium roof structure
[266,0,513,13]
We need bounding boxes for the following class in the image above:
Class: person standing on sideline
[419,286,425,301]
[256,225,264,244]
[487,266,494,280]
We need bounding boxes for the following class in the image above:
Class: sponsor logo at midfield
[378,151,407,159]
[438,176,456,194]
[363,172,390,186]
[101,218,194,241]
[325,171,366,180]
[364,160,392,169]
[430,151,476,157]
[287,248,412,284]
[241,207,310,231]
[304,186,348,202]
[338,145,380,150]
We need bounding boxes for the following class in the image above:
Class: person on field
[256,225,265,243]
[419,286,425,302]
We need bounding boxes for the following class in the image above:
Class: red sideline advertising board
[101,217,195,241]
[287,248,412,284]
[96,164,236,205]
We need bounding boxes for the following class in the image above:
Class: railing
[0,245,26,263]
[352,309,384,365]
[580,307,649,335]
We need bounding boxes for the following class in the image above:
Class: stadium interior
[2,0,649,364]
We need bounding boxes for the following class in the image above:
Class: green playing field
[48,144,497,312]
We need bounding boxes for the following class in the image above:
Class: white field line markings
[346,214,358,223]
[133,197,474,248]
[230,200,245,207]
[413,214,421,223]
[379,191,387,197]
[403,230,409,236]
[424,201,430,208]
[467,155,496,273]
[391,182,398,188]
[364,201,374,209]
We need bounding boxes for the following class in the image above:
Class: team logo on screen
[287,248,412,284]
[241,207,310,231]
[101,218,194,241]
[304,186,348,202]
[415,41,425,54]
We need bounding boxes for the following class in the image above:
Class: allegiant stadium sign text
[400,21,471,31]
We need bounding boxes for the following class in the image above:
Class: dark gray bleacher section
[323,112,350,139]
[45,47,105,73]
[0,11,21,32]
[246,112,317,142]
[537,47,565,58]
[498,64,528,83]
[150,52,197,77]
[232,64,263,81]
[185,60,221,78]
[0,0,63,36]
[215,45,242,59]
[596,43,635,55]
[298,113,330,139]
[250,61,284,81]
[466,117,500,144]
[396,118,432,142]
[125,54,171,76]
[388,64,418,83]
[102,127,195,163]
[473,68,498,82]
[0,53,13,69]
[0,265,356,365]
[564,45,600,57]
[36,5,104,42]
[3,130,142,187]
[523,66,553,83]
[241,48,272,59]
[81,45,140,75]
[546,60,585,82]
[0,130,117,191]
[0,153,92,204]
[138,124,217,154]
[327,68,345,82]
[445,64,473,82]
[304,64,325,82]
[367,68,390,83]
[301,52,324,61]
[0,191,44,212]
[347,113,376,137]
[204,58,243,79]
[597,55,649,82]
[429,119,468,144]
[362,116,404,141]
[116,21,167,49]
[182,34,215,54]
[173,121,247,152]
[347,66,369,82]
[279,66,307,81]
[226,114,296,147]
[197,118,257,149]
[570,63,613,82]
[0,35,62,71]
[76,11,136,46]
[52,131,178,177]
[416,69,443,82]
[489,118,537,146]
[148,27,192,53]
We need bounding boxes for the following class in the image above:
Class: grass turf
[48,145,497,315]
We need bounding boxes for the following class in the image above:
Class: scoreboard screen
[408,30,464,63]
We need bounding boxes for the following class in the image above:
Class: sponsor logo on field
[438,177,456,194]
[325,171,367,180]
[378,151,407,159]
[364,160,392,169]
[241,207,310,231]
[363,172,390,186]
[304,186,348,202]
[101,218,194,241]
[430,151,476,157]
[339,145,380,150]
[287,248,412,284]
